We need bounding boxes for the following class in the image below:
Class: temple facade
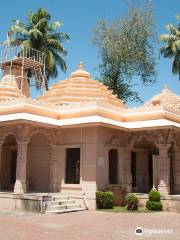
[0,60,179,210]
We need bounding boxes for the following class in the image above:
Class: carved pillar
[157,144,171,196]
[121,148,132,191]
[14,141,28,194]
[118,148,125,185]
[104,148,109,186]
[49,144,61,192]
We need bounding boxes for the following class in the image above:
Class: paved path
[0,210,179,240]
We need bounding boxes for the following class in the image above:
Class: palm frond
[8,7,69,88]
[159,34,176,42]
[172,55,180,74]
[166,24,177,35]
[160,16,180,78]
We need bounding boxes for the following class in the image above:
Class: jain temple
[0,46,179,212]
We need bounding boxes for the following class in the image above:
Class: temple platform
[1,191,180,213]
[0,192,52,213]
[0,192,88,213]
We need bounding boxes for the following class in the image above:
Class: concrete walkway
[0,210,179,240]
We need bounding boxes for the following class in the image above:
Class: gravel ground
[0,210,179,240]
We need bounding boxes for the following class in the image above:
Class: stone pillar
[157,144,171,196]
[49,144,61,192]
[121,148,132,191]
[118,148,125,185]
[96,145,108,189]
[14,141,28,194]
[104,148,109,186]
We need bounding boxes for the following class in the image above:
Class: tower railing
[0,45,45,65]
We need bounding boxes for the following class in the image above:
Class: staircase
[45,195,86,214]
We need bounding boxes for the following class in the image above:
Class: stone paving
[0,210,179,240]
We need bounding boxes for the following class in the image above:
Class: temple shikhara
[0,46,180,212]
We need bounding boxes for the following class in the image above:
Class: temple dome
[0,75,25,102]
[70,61,90,79]
[38,62,125,108]
[145,84,180,113]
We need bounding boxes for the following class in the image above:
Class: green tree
[93,0,156,102]
[160,15,180,78]
[8,7,69,89]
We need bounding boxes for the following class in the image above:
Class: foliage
[96,191,115,209]
[124,193,139,210]
[160,15,180,79]
[146,189,162,211]
[146,200,163,211]
[6,7,69,89]
[92,0,157,103]
[149,190,161,202]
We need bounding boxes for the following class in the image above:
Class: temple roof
[38,62,125,108]
[0,75,25,102]
[144,84,180,114]
[0,62,179,129]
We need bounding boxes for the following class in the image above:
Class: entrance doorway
[10,150,17,187]
[131,152,137,190]
[169,146,175,194]
[148,150,159,191]
[1,135,17,191]
[108,149,118,184]
[148,151,153,191]
[65,148,80,184]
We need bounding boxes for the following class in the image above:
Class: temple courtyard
[0,210,179,240]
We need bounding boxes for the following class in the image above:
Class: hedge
[96,191,115,209]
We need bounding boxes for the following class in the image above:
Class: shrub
[96,191,115,209]
[124,193,139,210]
[149,190,161,202]
[146,200,163,211]
[146,189,163,211]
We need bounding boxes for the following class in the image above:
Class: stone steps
[45,195,85,214]
[46,208,84,214]
[51,203,81,209]
[52,199,74,204]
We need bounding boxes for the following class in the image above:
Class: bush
[149,190,161,202]
[146,200,163,211]
[96,191,115,209]
[124,193,139,210]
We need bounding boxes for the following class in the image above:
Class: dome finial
[70,62,90,79]
[78,61,84,70]
[163,84,169,91]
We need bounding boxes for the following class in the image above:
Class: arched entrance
[27,133,50,192]
[132,137,159,193]
[0,135,17,191]
[109,149,118,184]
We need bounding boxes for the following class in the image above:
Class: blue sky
[0,0,180,106]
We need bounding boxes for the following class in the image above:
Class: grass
[98,206,153,213]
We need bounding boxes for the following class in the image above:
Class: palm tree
[7,8,69,90]
[160,15,180,78]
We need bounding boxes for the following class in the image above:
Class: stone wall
[27,133,50,192]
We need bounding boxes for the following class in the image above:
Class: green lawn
[98,206,154,213]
